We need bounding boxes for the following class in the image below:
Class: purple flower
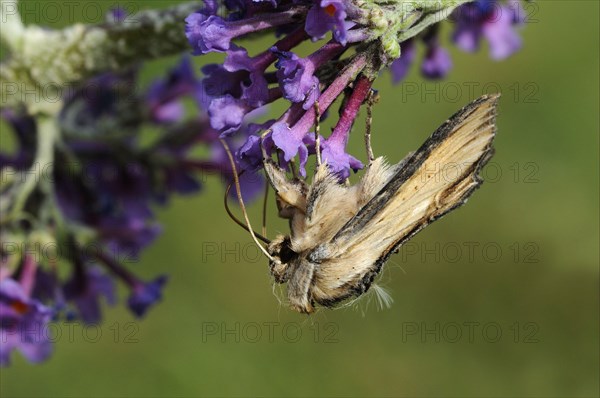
[390,40,417,83]
[56,156,152,227]
[186,9,299,55]
[163,167,202,196]
[0,279,53,366]
[224,46,270,105]
[482,4,523,60]
[271,120,310,176]
[127,276,168,318]
[207,95,254,134]
[152,125,206,198]
[55,150,154,241]
[421,41,453,79]
[186,14,233,54]
[64,266,116,324]
[202,0,219,15]
[108,6,127,23]
[145,57,200,123]
[235,169,267,202]
[320,137,363,180]
[199,45,272,134]
[305,0,354,45]
[235,121,275,172]
[273,49,320,109]
[236,134,264,172]
[211,129,267,202]
[99,217,162,259]
[452,0,524,60]
[452,3,485,52]
[315,73,371,179]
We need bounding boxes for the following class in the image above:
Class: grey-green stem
[8,114,57,221]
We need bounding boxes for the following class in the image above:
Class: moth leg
[364,89,377,166]
[259,128,272,161]
[287,258,316,314]
[262,158,307,217]
[314,100,322,168]
[289,158,298,179]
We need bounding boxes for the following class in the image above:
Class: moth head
[267,235,298,283]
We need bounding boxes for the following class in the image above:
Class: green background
[1,1,598,397]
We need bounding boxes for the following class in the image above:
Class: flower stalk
[0,0,529,366]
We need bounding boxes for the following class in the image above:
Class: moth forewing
[310,95,499,304]
[264,94,499,313]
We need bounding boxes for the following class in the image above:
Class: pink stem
[254,27,310,70]
[94,250,137,287]
[328,74,373,144]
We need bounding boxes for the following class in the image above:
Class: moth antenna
[314,100,322,168]
[219,138,274,260]
[224,180,271,244]
[365,89,376,165]
[261,181,269,237]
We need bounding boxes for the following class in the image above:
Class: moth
[258,94,499,314]
[223,94,499,314]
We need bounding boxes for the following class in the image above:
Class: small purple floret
[320,139,363,180]
[305,0,354,45]
[452,0,524,60]
[273,49,320,109]
[64,267,116,324]
[0,279,53,366]
[421,43,453,79]
[482,5,523,60]
[145,57,200,123]
[186,14,234,54]
[127,275,168,318]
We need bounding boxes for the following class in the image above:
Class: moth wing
[309,94,499,303]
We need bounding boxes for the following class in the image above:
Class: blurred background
[1,0,598,397]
